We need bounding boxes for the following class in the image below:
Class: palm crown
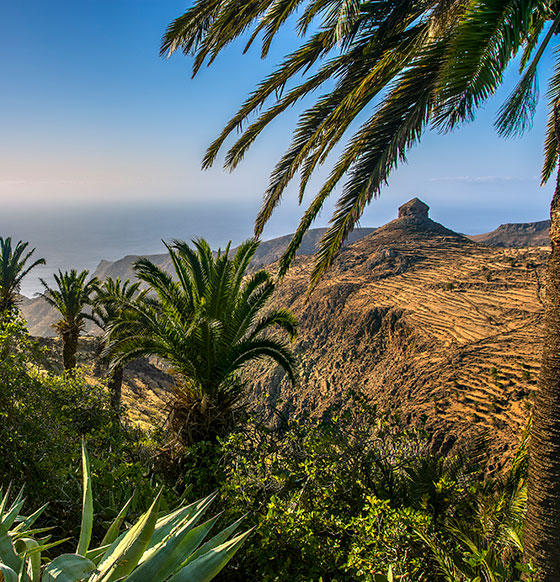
[0,237,45,313]
[104,238,297,442]
[40,269,98,369]
[92,276,143,331]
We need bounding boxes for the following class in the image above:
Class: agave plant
[0,442,250,581]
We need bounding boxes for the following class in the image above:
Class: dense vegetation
[0,302,537,580]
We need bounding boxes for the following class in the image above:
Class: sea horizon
[3,196,550,298]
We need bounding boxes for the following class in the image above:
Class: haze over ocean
[4,184,551,298]
[1,1,555,298]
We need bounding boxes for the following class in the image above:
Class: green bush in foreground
[216,397,533,581]
[0,312,163,546]
[0,443,250,581]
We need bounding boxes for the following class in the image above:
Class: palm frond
[434,0,539,130]
[307,38,446,288]
[541,105,558,184]
[496,13,560,137]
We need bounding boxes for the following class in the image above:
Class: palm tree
[104,238,297,445]
[40,269,98,370]
[92,277,143,416]
[161,0,462,286]
[0,237,45,314]
[163,2,560,577]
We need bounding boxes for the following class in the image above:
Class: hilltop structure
[398,197,430,220]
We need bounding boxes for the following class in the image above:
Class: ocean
[2,199,271,297]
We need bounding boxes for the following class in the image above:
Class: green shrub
[215,399,444,581]
[0,443,251,581]
[211,394,529,581]
[0,313,165,546]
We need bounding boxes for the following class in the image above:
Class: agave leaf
[0,486,9,517]
[14,539,40,582]
[77,441,93,556]
[6,490,24,513]
[42,554,97,582]
[91,531,127,569]
[94,490,162,582]
[179,515,245,568]
[12,505,48,534]
[17,556,27,582]
[99,495,133,547]
[144,492,218,555]
[85,544,111,565]
[0,524,23,572]
[167,528,253,582]
[24,538,71,557]
[0,563,18,582]
[12,527,54,540]
[2,500,25,530]
[126,515,220,582]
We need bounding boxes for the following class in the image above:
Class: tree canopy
[163,0,560,287]
[104,238,297,443]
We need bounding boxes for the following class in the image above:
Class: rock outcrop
[469,220,550,247]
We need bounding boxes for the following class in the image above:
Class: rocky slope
[19,199,548,463]
[469,220,550,247]
[246,199,546,462]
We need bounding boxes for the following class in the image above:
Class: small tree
[40,269,98,370]
[105,238,297,445]
[0,237,45,315]
[92,277,143,416]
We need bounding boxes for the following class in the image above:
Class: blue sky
[0,0,556,294]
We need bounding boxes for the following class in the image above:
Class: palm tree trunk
[108,365,124,417]
[524,99,560,581]
[62,329,79,370]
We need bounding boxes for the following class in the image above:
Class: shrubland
[0,311,165,546]
[213,396,533,581]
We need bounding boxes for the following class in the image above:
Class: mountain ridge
[17,199,548,463]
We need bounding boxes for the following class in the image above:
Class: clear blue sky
[0,0,556,294]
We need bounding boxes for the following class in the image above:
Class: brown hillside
[469,219,550,247]
[246,199,546,463]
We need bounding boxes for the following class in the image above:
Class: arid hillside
[247,199,546,463]
[21,199,547,463]
[470,219,550,247]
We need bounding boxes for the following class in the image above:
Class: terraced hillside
[19,199,548,463]
[247,199,546,462]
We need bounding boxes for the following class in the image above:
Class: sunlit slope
[19,199,547,463]
[248,200,545,461]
